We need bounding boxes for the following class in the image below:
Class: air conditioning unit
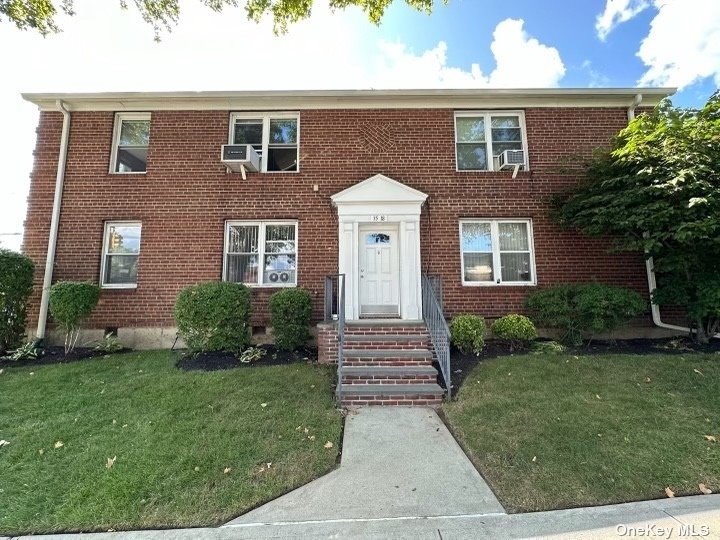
[496,149,525,178]
[221,144,260,178]
[498,149,525,169]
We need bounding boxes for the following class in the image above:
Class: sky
[1,0,719,251]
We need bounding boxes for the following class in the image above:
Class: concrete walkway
[5,407,720,539]
[226,406,505,524]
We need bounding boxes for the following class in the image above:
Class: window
[230,113,299,172]
[101,222,142,288]
[224,221,298,286]
[110,113,150,173]
[454,111,527,171]
[460,220,535,285]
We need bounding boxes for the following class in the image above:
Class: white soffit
[21,88,676,112]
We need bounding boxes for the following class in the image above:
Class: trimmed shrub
[526,283,646,345]
[49,281,101,354]
[450,314,486,355]
[174,282,251,354]
[491,314,537,351]
[0,249,34,354]
[269,288,312,351]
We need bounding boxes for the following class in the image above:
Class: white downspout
[35,100,71,341]
[629,95,704,336]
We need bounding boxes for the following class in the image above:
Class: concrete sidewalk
[226,406,505,524]
[8,494,720,539]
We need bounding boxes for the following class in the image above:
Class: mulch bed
[0,346,133,369]
[443,337,720,394]
[176,344,318,372]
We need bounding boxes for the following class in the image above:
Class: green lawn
[443,352,720,512]
[0,351,343,535]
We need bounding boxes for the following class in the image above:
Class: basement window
[110,113,151,173]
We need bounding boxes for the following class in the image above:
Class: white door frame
[331,174,427,321]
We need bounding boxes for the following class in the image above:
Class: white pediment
[331,174,428,205]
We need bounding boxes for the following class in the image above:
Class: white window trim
[228,112,300,173]
[109,112,151,175]
[223,220,299,288]
[454,110,529,172]
[459,219,537,287]
[100,221,142,289]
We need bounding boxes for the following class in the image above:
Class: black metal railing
[422,273,451,399]
[324,274,346,404]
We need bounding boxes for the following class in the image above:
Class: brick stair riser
[341,375,438,385]
[342,341,430,349]
[344,328,428,336]
[341,396,443,407]
[344,359,433,366]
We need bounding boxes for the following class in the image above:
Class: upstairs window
[224,221,298,286]
[455,111,527,171]
[460,219,535,285]
[101,221,142,288]
[111,113,150,173]
[230,113,299,172]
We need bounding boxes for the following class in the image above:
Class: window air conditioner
[221,144,260,179]
[497,149,525,178]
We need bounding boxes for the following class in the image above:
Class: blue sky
[0,0,718,250]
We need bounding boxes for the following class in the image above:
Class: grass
[442,352,720,512]
[0,351,343,535]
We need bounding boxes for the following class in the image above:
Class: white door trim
[331,174,427,321]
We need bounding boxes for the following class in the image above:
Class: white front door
[359,226,400,317]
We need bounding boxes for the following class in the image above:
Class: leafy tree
[554,93,720,342]
[1,0,442,37]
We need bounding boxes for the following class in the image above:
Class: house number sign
[370,215,388,222]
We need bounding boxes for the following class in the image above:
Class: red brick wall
[23,106,653,331]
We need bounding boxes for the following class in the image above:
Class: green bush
[450,314,486,355]
[269,288,312,351]
[526,283,646,345]
[0,249,34,354]
[491,314,538,351]
[49,281,100,354]
[174,282,251,354]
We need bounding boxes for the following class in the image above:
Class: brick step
[344,322,428,336]
[341,365,439,384]
[342,348,434,366]
[339,383,445,407]
[342,334,430,349]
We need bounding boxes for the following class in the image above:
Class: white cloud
[0,4,566,251]
[487,19,565,87]
[596,0,651,41]
[637,0,720,88]
[370,19,565,88]
[581,60,611,87]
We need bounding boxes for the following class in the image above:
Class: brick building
[22,88,675,355]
